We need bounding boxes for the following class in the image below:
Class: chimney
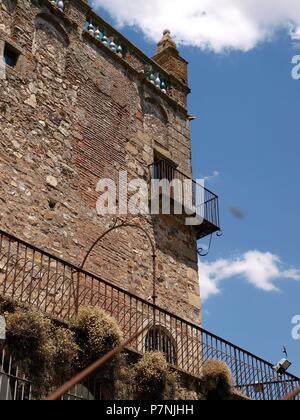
[153,30,188,86]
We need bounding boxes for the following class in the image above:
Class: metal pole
[152,253,157,306]
[281,386,300,401]
[71,269,80,316]
[152,253,157,326]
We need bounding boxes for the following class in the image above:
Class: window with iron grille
[153,153,178,182]
[0,349,32,400]
[145,327,177,365]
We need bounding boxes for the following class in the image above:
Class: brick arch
[35,13,70,47]
[143,96,169,124]
[33,13,69,75]
[3,0,17,14]
[0,0,17,33]
[143,97,170,150]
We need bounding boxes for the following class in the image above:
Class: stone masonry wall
[0,0,201,324]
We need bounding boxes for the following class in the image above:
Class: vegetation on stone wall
[201,360,234,400]
[72,306,123,368]
[0,297,236,400]
[51,327,79,385]
[2,305,125,397]
[176,388,201,400]
[5,310,56,395]
[0,296,19,314]
[72,306,124,398]
[134,352,178,400]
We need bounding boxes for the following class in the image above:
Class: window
[4,43,19,68]
[153,151,178,182]
[145,326,177,365]
[153,159,177,182]
[0,350,31,400]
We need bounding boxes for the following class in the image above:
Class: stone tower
[0,0,220,326]
[153,29,188,86]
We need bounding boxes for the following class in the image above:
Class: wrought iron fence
[0,347,98,400]
[0,229,299,400]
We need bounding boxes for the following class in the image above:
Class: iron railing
[0,347,96,400]
[149,161,220,234]
[0,229,299,400]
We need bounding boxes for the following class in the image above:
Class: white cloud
[203,170,220,182]
[291,26,300,40]
[92,0,300,52]
[199,251,300,300]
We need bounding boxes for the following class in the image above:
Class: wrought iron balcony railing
[0,229,299,400]
[149,161,221,240]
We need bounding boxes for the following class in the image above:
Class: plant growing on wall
[0,300,204,400]
[2,304,125,398]
[0,296,19,314]
[73,306,123,367]
[134,352,178,400]
[51,327,79,386]
[4,309,80,396]
[201,360,234,400]
[5,310,55,395]
[72,306,124,399]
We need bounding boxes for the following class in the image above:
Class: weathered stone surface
[0,0,201,325]
[24,94,37,108]
[46,176,58,188]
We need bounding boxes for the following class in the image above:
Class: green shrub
[201,360,233,400]
[73,307,123,367]
[4,306,124,397]
[5,309,81,396]
[5,310,55,395]
[0,296,18,314]
[51,327,79,385]
[134,352,177,400]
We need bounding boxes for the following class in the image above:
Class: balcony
[0,229,299,400]
[149,161,221,240]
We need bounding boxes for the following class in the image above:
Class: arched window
[33,14,69,76]
[1,0,17,33]
[143,98,169,150]
[145,326,177,365]
[3,0,17,14]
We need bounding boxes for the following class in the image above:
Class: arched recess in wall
[145,326,177,365]
[32,13,70,75]
[1,0,17,31]
[3,0,17,14]
[143,97,170,151]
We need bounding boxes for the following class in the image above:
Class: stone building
[1,0,300,402]
[0,0,220,324]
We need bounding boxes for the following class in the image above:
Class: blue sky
[190,35,300,375]
[93,4,300,375]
